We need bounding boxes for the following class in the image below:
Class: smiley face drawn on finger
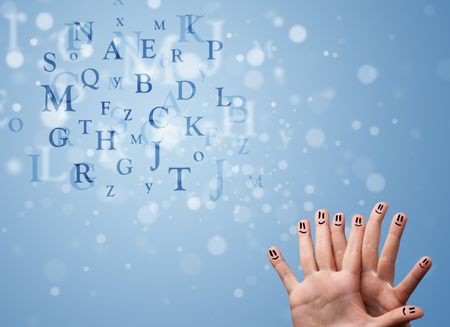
[419,257,430,268]
[317,211,326,225]
[402,306,416,315]
[375,203,384,214]
[354,216,363,227]
[269,249,279,260]
[395,214,405,226]
[298,221,307,234]
[334,214,343,227]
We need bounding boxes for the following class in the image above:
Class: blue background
[0,0,448,326]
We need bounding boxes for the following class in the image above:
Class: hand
[268,210,424,327]
[359,202,432,324]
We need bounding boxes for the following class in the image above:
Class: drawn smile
[403,307,416,315]
[375,203,384,215]
[317,211,326,225]
[269,249,279,260]
[298,222,307,233]
[419,258,429,268]
[334,214,343,227]
[395,214,404,227]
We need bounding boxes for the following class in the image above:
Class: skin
[359,202,432,326]
[268,203,431,327]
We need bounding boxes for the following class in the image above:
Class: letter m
[154,20,166,30]
[41,84,75,112]
[247,175,262,188]
[131,133,143,144]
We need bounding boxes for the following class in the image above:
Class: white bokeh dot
[259,132,269,143]
[207,235,227,256]
[289,25,307,43]
[366,173,386,193]
[352,120,362,130]
[81,44,94,58]
[369,126,380,136]
[304,184,315,194]
[357,65,378,84]
[280,232,289,242]
[6,50,24,69]
[305,128,325,148]
[187,196,201,210]
[147,0,161,9]
[6,158,22,174]
[262,203,272,213]
[246,48,265,66]
[50,286,60,297]
[304,201,314,212]
[12,102,21,112]
[96,234,106,244]
[252,187,264,199]
[137,202,159,224]
[273,16,284,27]
[36,12,53,30]
[278,160,288,170]
[233,288,244,298]
[24,200,34,209]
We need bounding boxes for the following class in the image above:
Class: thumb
[374,305,424,326]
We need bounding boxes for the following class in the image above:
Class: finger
[378,212,408,282]
[395,256,432,303]
[268,246,298,294]
[298,219,318,276]
[374,305,424,327]
[331,212,346,270]
[314,209,336,271]
[342,214,365,275]
[362,201,389,272]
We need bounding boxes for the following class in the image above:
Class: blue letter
[168,167,191,191]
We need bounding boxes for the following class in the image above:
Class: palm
[361,272,402,316]
[268,209,425,327]
[290,271,368,327]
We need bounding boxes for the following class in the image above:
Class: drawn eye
[402,306,416,315]
[395,214,404,226]
[419,258,430,268]
[269,249,279,260]
[375,203,384,214]
[317,211,326,224]
[298,222,307,233]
